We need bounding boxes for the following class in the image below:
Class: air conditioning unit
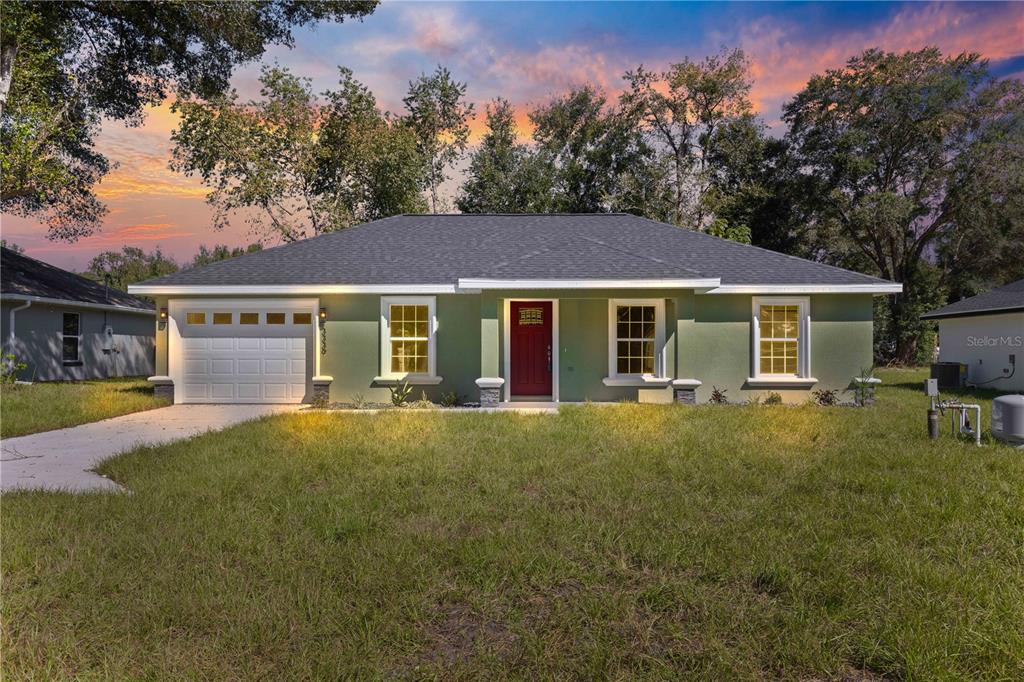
[931,362,967,390]
[991,395,1024,446]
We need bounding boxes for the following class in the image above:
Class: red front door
[510,301,553,396]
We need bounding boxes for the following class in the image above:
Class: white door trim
[502,298,559,403]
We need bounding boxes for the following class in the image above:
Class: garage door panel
[210,359,234,375]
[186,359,210,375]
[264,358,288,375]
[264,338,288,351]
[237,358,261,375]
[184,337,209,351]
[210,384,235,399]
[184,383,209,400]
[237,338,260,351]
[211,337,234,350]
[238,383,261,400]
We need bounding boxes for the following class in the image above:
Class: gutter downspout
[8,300,31,350]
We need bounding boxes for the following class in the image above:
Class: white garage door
[182,336,306,403]
[169,299,316,404]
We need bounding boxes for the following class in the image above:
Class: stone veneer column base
[148,375,174,401]
[475,377,505,408]
[312,376,333,406]
[672,379,702,405]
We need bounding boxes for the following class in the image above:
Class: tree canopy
[0,0,377,240]
[171,66,425,242]
[784,48,1024,363]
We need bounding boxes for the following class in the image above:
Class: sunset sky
[4,0,1023,271]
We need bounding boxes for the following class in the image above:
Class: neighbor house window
[752,297,810,378]
[381,296,436,377]
[213,313,232,325]
[608,299,665,378]
[239,312,259,325]
[62,312,80,364]
[186,312,206,325]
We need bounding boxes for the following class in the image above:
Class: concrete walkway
[1,404,300,493]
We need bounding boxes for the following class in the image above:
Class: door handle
[547,344,552,372]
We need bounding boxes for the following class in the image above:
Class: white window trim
[380,296,438,380]
[606,298,667,383]
[750,296,816,384]
[62,311,81,364]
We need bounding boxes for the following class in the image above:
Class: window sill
[372,375,443,386]
[602,376,672,387]
[745,376,818,387]
[62,361,83,367]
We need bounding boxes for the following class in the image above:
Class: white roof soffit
[457,278,721,290]
[0,293,155,314]
[127,284,468,295]
[701,283,903,295]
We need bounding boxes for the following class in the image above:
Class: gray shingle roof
[921,279,1024,320]
[135,214,895,288]
[1,247,154,311]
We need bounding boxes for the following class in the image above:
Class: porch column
[477,293,504,406]
[672,292,701,403]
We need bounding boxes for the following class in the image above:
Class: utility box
[924,378,939,397]
[992,395,1024,446]
[931,362,967,390]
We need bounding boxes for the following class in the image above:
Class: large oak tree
[784,48,1024,363]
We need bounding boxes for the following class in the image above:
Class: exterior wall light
[319,307,327,321]
[159,307,168,321]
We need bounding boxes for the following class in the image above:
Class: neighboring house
[128,214,901,406]
[1,247,156,381]
[921,279,1024,391]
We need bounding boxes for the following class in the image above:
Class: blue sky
[4,1,1022,269]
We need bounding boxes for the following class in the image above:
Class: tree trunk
[0,41,17,117]
[887,292,920,366]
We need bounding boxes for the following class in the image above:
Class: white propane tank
[991,395,1024,446]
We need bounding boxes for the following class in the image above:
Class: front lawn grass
[0,377,169,438]
[3,369,1022,679]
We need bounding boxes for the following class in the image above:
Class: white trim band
[704,284,902,295]
[372,376,444,386]
[602,376,672,387]
[460,278,720,290]
[746,377,819,387]
[129,283,469,295]
[1,294,155,315]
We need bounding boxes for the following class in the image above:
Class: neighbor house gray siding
[1,301,154,381]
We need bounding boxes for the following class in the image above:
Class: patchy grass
[0,377,169,438]
[2,368,1023,679]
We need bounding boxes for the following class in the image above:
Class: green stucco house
[128,214,901,406]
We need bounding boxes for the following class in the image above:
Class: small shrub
[439,391,459,408]
[408,390,437,410]
[853,365,877,407]
[1,353,27,387]
[389,381,413,407]
[709,386,728,404]
[351,393,368,409]
[811,389,841,406]
[763,392,783,406]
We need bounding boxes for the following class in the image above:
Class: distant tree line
[83,243,263,292]
[1,0,1021,364]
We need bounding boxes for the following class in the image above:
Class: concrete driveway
[1,404,301,493]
